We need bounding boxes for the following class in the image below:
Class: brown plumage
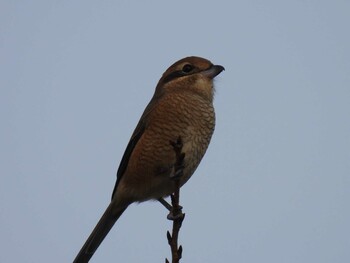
[73,56,224,262]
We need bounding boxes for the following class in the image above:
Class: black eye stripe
[162,71,186,84]
[161,64,199,84]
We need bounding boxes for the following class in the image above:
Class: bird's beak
[202,65,225,79]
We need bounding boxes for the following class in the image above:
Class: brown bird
[73,56,224,262]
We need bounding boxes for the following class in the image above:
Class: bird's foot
[167,208,185,221]
[158,198,183,212]
[170,162,185,179]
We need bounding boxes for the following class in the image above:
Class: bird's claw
[170,163,185,179]
[167,210,185,221]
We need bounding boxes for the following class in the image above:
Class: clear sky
[1,1,349,262]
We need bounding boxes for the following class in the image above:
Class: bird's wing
[111,94,161,200]
[111,120,145,200]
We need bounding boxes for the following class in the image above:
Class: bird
[73,56,224,262]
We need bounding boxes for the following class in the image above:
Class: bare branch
[165,136,186,263]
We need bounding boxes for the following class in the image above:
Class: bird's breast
[117,92,215,202]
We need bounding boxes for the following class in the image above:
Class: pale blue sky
[1,1,349,262]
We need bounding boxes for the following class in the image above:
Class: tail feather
[73,202,127,263]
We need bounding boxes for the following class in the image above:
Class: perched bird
[73,56,224,262]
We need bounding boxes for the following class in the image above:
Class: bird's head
[156,56,224,102]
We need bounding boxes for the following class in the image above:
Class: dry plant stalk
[165,136,186,263]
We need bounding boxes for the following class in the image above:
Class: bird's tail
[73,202,127,263]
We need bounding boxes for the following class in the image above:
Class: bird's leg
[158,198,183,212]
[158,198,172,211]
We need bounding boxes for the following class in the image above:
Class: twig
[165,136,185,263]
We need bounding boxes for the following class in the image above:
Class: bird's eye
[182,64,194,73]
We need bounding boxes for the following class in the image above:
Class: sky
[1,1,349,262]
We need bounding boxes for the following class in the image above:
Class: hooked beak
[202,65,225,79]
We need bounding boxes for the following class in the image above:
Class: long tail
[73,202,127,263]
